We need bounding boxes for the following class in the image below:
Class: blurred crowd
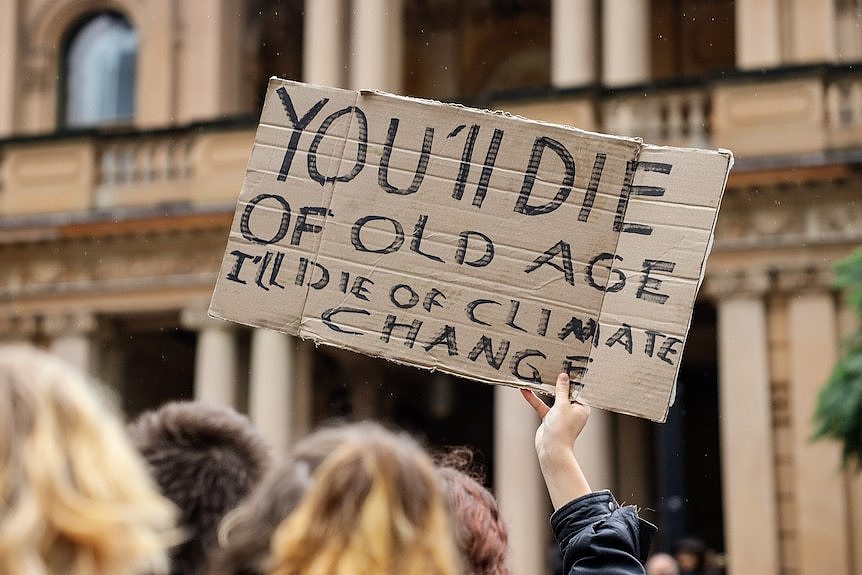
[644,537,724,575]
[1,344,705,575]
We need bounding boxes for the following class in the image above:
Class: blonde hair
[266,423,460,575]
[0,345,178,575]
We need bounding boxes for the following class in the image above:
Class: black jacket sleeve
[551,490,656,575]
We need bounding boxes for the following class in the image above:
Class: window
[63,13,138,128]
[405,0,551,101]
[651,0,736,81]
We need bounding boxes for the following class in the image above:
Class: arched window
[63,13,138,128]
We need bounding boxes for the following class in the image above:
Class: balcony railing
[0,123,254,217]
[99,136,193,188]
[493,64,862,158]
[5,65,862,218]
[601,86,709,148]
[95,135,195,208]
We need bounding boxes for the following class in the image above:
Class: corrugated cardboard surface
[209,78,733,422]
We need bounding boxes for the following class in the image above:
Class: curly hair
[129,402,272,575]
[0,345,178,575]
[437,450,510,575]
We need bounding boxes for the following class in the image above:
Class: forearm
[538,446,592,511]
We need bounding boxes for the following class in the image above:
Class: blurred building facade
[1,1,861,574]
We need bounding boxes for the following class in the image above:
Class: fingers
[521,389,549,418]
[554,372,571,404]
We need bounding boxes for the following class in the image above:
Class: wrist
[537,442,575,465]
[536,447,592,510]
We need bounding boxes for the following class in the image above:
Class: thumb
[554,372,571,405]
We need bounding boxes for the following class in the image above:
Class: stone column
[0,0,18,136]
[182,309,239,407]
[789,0,837,64]
[135,0,176,128]
[45,313,97,373]
[615,414,651,507]
[249,329,312,455]
[494,387,548,575]
[716,295,779,575]
[788,293,850,575]
[734,0,782,69]
[601,0,649,87]
[177,0,243,122]
[20,50,52,134]
[349,0,403,92]
[551,0,595,87]
[574,409,613,491]
[304,0,347,87]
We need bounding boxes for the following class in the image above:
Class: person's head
[211,422,460,575]
[0,344,177,575]
[647,552,680,575]
[434,447,509,575]
[674,538,706,573]
[268,422,459,575]
[437,466,509,575]
[129,402,272,575]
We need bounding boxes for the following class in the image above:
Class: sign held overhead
[209,78,732,422]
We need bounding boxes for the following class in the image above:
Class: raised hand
[521,373,592,510]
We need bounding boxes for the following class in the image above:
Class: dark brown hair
[129,401,271,575]
[206,451,318,575]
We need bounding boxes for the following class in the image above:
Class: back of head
[437,466,510,575]
[208,425,360,575]
[0,344,177,575]
[265,422,460,575]
[647,553,680,575]
[129,402,271,575]
[674,537,706,573]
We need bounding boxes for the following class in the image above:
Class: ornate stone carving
[702,268,771,299]
[703,263,835,301]
[770,265,835,295]
[0,227,225,300]
[806,199,862,238]
[715,180,862,249]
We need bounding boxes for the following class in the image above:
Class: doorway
[652,301,724,554]
[97,312,196,418]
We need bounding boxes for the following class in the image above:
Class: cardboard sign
[209,78,732,422]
